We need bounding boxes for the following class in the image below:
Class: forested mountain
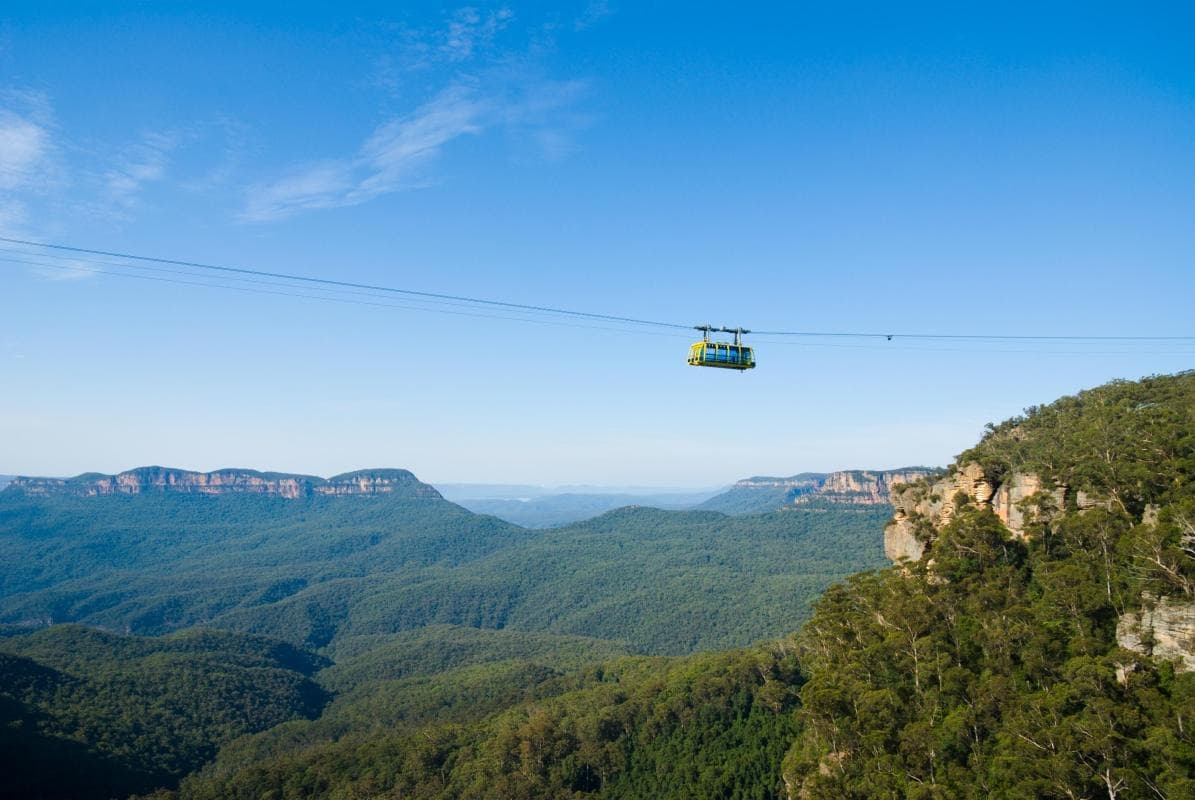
[5,372,1193,799]
[698,468,938,515]
[169,371,1195,799]
[0,625,328,799]
[0,483,887,654]
[449,491,717,528]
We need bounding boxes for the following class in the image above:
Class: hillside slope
[175,371,1195,800]
[452,491,714,528]
[0,625,329,799]
[699,468,938,515]
[0,479,888,654]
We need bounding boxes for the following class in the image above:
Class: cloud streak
[442,7,513,61]
[241,85,485,222]
[241,6,591,223]
[0,94,60,235]
[101,131,175,214]
[0,111,49,191]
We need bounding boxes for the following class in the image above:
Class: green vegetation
[787,371,1195,797]
[7,372,1193,799]
[0,488,888,653]
[180,647,802,800]
[455,491,715,528]
[0,625,329,799]
[696,483,807,514]
[322,625,631,690]
[180,371,1195,799]
[961,372,1195,516]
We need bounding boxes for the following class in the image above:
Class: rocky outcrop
[730,468,938,508]
[883,464,1195,673]
[798,469,938,506]
[884,463,1073,563]
[1117,596,1195,672]
[733,474,825,490]
[6,467,442,501]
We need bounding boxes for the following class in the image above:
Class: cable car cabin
[688,340,756,370]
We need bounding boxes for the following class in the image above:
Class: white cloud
[27,257,100,282]
[241,85,485,222]
[0,93,61,237]
[240,8,591,223]
[442,7,513,61]
[0,111,48,190]
[0,198,27,235]
[102,131,175,211]
[574,1,613,31]
[356,85,484,195]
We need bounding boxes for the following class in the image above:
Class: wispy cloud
[442,7,513,61]
[574,1,613,31]
[241,85,485,222]
[101,131,175,214]
[26,257,100,282]
[0,91,60,235]
[0,111,48,190]
[1,7,604,234]
[242,7,593,223]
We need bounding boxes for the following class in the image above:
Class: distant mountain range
[436,483,720,501]
[7,466,440,500]
[696,467,941,514]
[0,465,888,656]
[443,489,722,528]
[439,471,942,525]
[3,466,940,526]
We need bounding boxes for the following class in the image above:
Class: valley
[3,372,1194,799]
[4,6,1190,797]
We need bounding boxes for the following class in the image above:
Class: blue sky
[1,2,1193,485]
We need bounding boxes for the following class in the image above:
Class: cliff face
[798,469,938,506]
[1117,597,1195,673]
[730,468,938,508]
[884,462,1194,671]
[6,467,442,501]
[884,463,1073,562]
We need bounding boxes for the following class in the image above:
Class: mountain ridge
[6,466,442,500]
[699,466,941,514]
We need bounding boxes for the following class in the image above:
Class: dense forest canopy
[178,371,1195,799]
[0,491,887,654]
[3,372,1193,799]
[0,625,329,799]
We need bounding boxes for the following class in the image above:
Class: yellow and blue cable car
[688,325,755,371]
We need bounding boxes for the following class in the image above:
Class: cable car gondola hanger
[688,325,756,371]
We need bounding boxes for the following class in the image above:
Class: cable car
[688,325,756,370]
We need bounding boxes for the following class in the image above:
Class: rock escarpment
[883,463,1126,562]
[6,467,442,500]
[1117,596,1195,673]
[884,462,1195,671]
[884,463,1076,562]
[798,469,937,506]
[731,468,939,507]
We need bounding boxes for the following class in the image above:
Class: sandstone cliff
[726,468,938,508]
[1117,596,1195,673]
[794,469,938,506]
[883,462,1195,671]
[6,466,443,500]
[882,463,1120,562]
